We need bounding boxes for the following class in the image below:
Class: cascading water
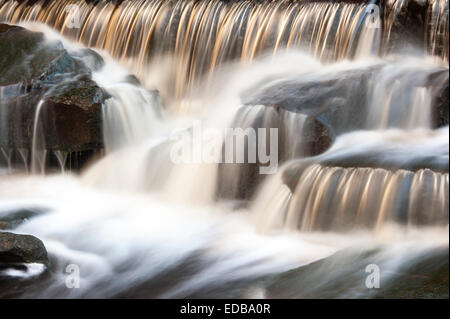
[1,0,448,102]
[0,0,448,299]
[1,0,384,99]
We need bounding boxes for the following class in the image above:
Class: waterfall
[252,126,449,232]
[1,0,447,100]
[30,99,46,174]
[0,0,448,299]
[366,61,435,129]
[284,165,448,231]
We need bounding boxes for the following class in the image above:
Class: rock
[0,208,47,229]
[300,117,333,156]
[33,77,105,152]
[262,246,448,298]
[124,74,141,86]
[216,105,333,200]
[375,248,449,298]
[0,24,61,86]
[241,67,373,141]
[429,70,449,127]
[0,221,10,230]
[0,23,107,170]
[0,232,49,266]
[380,0,427,55]
[380,0,449,60]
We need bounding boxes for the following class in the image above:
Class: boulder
[0,232,49,266]
[0,23,107,170]
[241,66,373,140]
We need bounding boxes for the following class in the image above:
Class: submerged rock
[0,232,49,266]
[0,208,47,230]
[262,246,449,299]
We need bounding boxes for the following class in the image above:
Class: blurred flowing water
[0,0,448,298]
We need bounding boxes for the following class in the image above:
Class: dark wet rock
[0,221,10,230]
[0,23,106,150]
[301,117,333,156]
[429,70,449,128]
[380,0,448,60]
[0,232,49,266]
[376,249,449,298]
[35,78,105,152]
[0,208,47,230]
[380,0,427,55]
[0,23,107,170]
